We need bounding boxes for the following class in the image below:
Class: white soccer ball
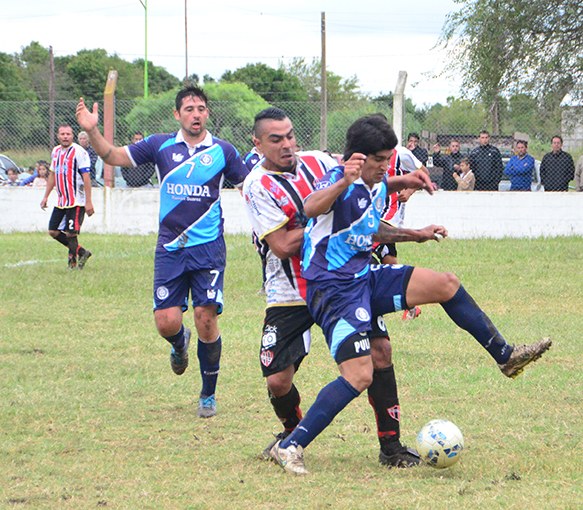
[416,419,464,469]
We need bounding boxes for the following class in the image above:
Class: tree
[438,0,583,130]
[220,63,307,103]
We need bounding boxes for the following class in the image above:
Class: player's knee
[370,337,392,369]
[266,373,293,398]
[440,272,460,300]
[48,230,60,239]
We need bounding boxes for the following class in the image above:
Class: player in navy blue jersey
[269,114,552,474]
[76,86,249,418]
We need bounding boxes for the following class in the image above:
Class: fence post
[393,71,407,146]
[103,70,118,188]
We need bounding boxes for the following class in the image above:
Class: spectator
[2,168,20,186]
[19,162,39,186]
[540,136,575,192]
[120,133,156,187]
[470,130,504,191]
[453,157,475,191]
[504,141,535,191]
[78,131,99,185]
[575,154,583,192]
[432,140,463,191]
[32,161,50,187]
[406,132,428,165]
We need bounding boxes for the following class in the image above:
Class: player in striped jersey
[244,108,439,471]
[40,125,94,269]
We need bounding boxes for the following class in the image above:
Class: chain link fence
[1,98,581,190]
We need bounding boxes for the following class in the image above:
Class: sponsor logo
[262,331,277,349]
[376,316,386,332]
[166,183,211,197]
[315,180,332,190]
[354,337,371,354]
[355,307,370,322]
[358,198,367,209]
[260,350,274,367]
[156,286,169,300]
[199,153,213,166]
[388,405,400,422]
[172,153,184,162]
[207,289,216,300]
[346,233,372,250]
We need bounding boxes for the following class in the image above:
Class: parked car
[0,154,24,184]
[498,157,542,191]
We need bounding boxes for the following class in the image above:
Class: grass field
[1,233,582,509]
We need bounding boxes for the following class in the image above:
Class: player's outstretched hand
[76,98,99,132]
[343,153,366,185]
[403,169,434,195]
[416,225,448,243]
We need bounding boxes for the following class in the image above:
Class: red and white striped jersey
[382,146,422,227]
[50,143,91,208]
[243,151,338,307]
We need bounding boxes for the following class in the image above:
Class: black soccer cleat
[379,444,421,468]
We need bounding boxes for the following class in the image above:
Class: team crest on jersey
[172,153,184,162]
[315,180,331,190]
[199,153,213,166]
[260,350,274,367]
[156,286,169,300]
[358,198,367,209]
[355,307,370,322]
[375,195,384,211]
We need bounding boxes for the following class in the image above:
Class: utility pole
[139,0,148,98]
[185,0,188,82]
[319,12,327,151]
[49,46,55,149]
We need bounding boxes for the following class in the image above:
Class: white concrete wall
[1,187,582,239]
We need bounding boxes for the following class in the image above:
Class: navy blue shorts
[306,264,414,363]
[153,239,226,313]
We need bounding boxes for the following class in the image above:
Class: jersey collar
[176,130,213,155]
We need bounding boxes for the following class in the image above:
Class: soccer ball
[416,419,464,469]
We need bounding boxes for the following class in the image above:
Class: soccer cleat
[402,306,422,322]
[261,431,291,460]
[170,327,191,375]
[498,337,552,378]
[196,394,217,418]
[379,444,421,468]
[77,249,92,269]
[68,254,77,269]
[270,440,309,475]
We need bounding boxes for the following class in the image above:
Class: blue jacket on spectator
[505,154,535,191]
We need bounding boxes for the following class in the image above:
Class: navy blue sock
[441,285,512,364]
[198,336,221,397]
[281,376,361,450]
[163,324,185,350]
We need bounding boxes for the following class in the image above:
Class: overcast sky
[1,0,462,106]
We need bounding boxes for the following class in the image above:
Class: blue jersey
[301,167,388,282]
[243,148,262,171]
[127,130,248,252]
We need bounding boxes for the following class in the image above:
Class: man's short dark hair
[408,132,420,141]
[253,107,288,138]
[175,86,208,111]
[133,132,144,138]
[344,115,398,161]
[460,156,470,166]
[516,140,528,147]
[479,130,490,136]
[551,135,563,144]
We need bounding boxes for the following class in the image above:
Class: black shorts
[48,206,85,234]
[372,243,398,263]
[259,306,314,377]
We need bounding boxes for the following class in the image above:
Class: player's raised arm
[76,97,132,167]
[386,169,434,196]
[373,222,447,244]
[304,153,366,218]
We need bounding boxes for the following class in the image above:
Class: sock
[368,365,401,453]
[54,232,69,247]
[269,384,303,433]
[281,376,360,450]
[163,324,185,350]
[198,336,221,398]
[67,235,79,259]
[441,285,512,364]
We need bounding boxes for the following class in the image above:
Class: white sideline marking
[4,259,61,268]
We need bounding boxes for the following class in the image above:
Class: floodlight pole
[185,0,189,82]
[139,0,148,98]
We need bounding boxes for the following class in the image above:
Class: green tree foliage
[221,63,307,102]
[423,97,487,135]
[438,0,583,131]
